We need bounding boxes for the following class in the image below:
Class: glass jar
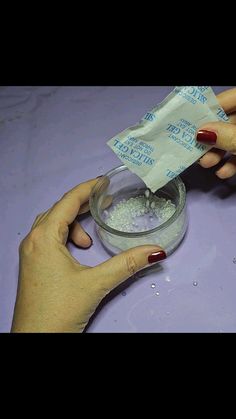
[90,165,188,255]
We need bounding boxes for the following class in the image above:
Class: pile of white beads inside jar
[103,189,176,233]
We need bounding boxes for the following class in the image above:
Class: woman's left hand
[11,178,166,333]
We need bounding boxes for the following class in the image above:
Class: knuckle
[57,220,69,239]
[228,127,236,152]
[61,191,71,201]
[36,212,44,220]
[33,212,44,224]
[61,192,68,200]
[125,252,138,276]
[19,227,45,255]
[19,237,27,253]
[29,227,44,243]
[231,140,236,153]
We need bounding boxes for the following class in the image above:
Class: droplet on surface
[155,291,160,296]
[193,281,198,286]
[233,258,236,264]
[151,283,156,289]
[121,291,126,296]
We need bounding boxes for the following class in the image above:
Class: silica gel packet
[107,86,228,192]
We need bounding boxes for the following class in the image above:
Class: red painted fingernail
[196,130,217,145]
[148,250,166,264]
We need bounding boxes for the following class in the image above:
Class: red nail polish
[196,130,217,145]
[148,251,166,264]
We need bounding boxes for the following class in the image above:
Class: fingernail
[148,250,166,264]
[86,233,93,245]
[196,130,217,145]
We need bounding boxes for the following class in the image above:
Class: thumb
[196,122,236,154]
[90,245,166,292]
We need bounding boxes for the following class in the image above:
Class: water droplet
[193,281,198,286]
[233,258,236,264]
[166,311,170,315]
[17,232,21,235]
[155,291,160,296]
[122,291,126,296]
[151,283,156,289]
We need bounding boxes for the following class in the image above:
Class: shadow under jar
[90,165,188,256]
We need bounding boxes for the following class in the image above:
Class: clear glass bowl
[90,165,188,255]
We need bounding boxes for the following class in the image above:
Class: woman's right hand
[196,87,236,179]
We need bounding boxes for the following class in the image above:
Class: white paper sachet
[107,86,228,192]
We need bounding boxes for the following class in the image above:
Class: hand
[196,87,236,179]
[11,178,166,333]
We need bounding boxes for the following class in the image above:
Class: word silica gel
[107,86,228,192]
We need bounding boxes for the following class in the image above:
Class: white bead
[144,189,150,198]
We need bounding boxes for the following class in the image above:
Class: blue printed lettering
[144,112,156,122]
[217,108,228,122]
[166,124,180,135]
[166,169,176,179]
[188,87,207,104]
[195,142,206,152]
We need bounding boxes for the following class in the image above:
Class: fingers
[215,155,236,179]
[217,88,236,114]
[78,194,113,214]
[198,147,236,179]
[69,221,92,248]
[78,202,90,215]
[196,121,236,154]
[89,245,166,293]
[48,178,100,225]
[30,177,109,247]
[31,209,50,230]
[198,149,225,169]
[101,194,113,210]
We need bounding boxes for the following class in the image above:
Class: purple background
[0,86,235,333]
